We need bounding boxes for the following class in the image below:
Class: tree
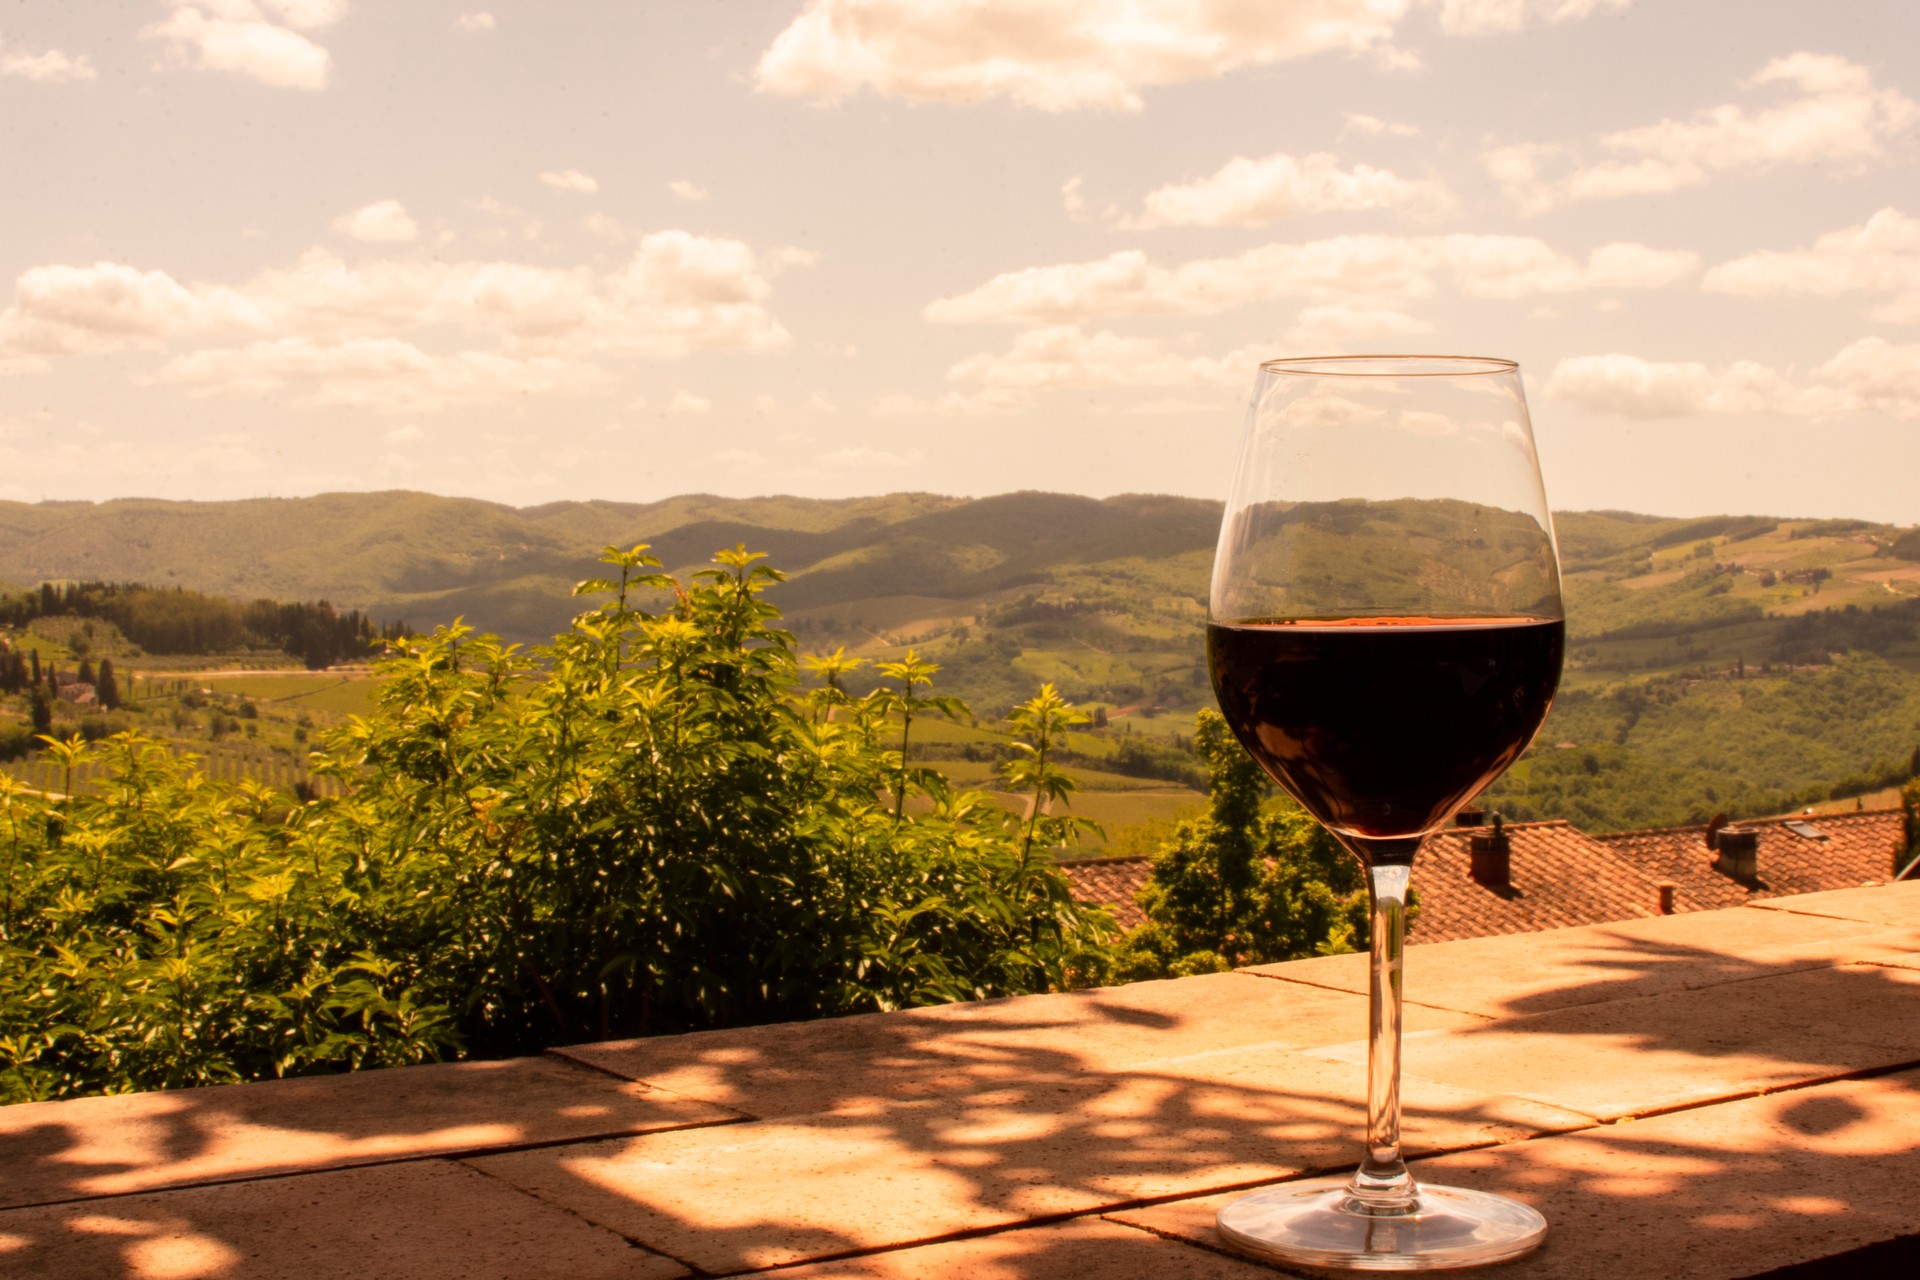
[29,689,52,737]
[94,658,121,710]
[1112,711,1373,981]
[0,545,1120,1104]
[76,658,96,686]
[310,544,1117,1054]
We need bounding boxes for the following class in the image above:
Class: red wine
[1207,617,1563,842]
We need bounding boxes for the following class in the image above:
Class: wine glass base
[1216,1179,1547,1272]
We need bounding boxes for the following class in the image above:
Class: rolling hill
[2,491,1917,833]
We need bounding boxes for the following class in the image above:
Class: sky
[1,1,1917,523]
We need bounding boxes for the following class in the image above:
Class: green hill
[1,492,1917,832]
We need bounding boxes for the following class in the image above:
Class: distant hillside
[0,490,1220,645]
[1,493,1913,638]
[0,490,1916,832]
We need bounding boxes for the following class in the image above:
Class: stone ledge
[1,880,1914,1278]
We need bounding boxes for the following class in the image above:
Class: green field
[196,672,380,716]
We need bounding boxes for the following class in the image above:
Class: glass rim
[1259,354,1518,378]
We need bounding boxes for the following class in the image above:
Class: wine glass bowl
[1208,355,1563,1270]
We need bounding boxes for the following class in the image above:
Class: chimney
[1657,882,1676,915]
[1469,813,1511,888]
[1714,827,1759,880]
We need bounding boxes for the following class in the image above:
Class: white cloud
[946,325,1267,391]
[807,393,837,413]
[260,1,351,24]
[581,213,628,243]
[383,423,424,443]
[1814,337,1920,419]
[714,447,764,468]
[668,391,712,414]
[455,12,496,31]
[667,179,709,202]
[3,234,796,358]
[2,233,804,408]
[1704,208,1920,325]
[874,388,1033,417]
[1125,151,1455,228]
[925,236,1697,325]
[754,0,1631,111]
[144,1,348,92]
[1062,177,1091,224]
[1,47,99,83]
[0,262,264,360]
[541,169,599,194]
[767,246,823,273]
[821,446,915,468]
[755,0,1414,113]
[1435,0,1629,35]
[1545,350,1872,420]
[332,199,419,243]
[158,337,604,414]
[1284,303,1432,347]
[1342,113,1418,137]
[1487,54,1918,215]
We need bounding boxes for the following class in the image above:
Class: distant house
[55,682,97,707]
[1062,808,1910,946]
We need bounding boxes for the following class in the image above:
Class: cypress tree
[30,688,52,737]
[96,658,121,710]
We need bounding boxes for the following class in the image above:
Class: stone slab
[1244,907,1911,1019]
[0,1055,734,1209]
[774,1215,1286,1278]
[555,970,1475,1119]
[1747,881,1920,927]
[1298,961,1920,1122]
[1113,1067,1920,1280]
[472,1045,1586,1275]
[0,1158,685,1280]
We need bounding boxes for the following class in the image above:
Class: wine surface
[1207,617,1564,840]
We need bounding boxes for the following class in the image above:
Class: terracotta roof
[1061,810,1916,946]
[1407,821,1666,943]
[1060,820,1672,947]
[1059,854,1153,930]
[1598,808,1908,913]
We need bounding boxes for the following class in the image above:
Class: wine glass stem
[1350,860,1415,1212]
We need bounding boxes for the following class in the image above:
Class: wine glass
[1208,355,1563,1271]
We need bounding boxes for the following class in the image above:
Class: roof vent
[1469,814,1511,888]
[1657,882,1677,915]
[1714,827,1759,880]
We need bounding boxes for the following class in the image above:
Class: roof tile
[1060,809,1914,947]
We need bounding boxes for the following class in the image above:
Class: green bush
[0,736,454,1103]
[1112,711,1372,980]
[0,546,1117,1102]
